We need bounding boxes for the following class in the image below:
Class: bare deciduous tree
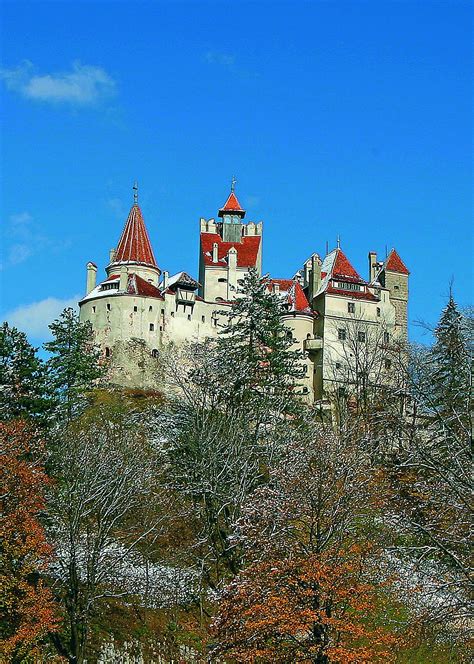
[47,401,171,663]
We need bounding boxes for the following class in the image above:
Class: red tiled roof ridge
[385,249,409,275]
[113,204,158,267]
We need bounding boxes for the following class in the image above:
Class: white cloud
[1,211,70,270]
[9,211,33,226]
[3,295,80,340]
[204,51,235,67]
[1,60,116,105]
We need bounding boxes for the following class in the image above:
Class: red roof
[332,249,361,281]
[385,249,409,275]
[200,232,260,268]
[113,204,158,267]
[127,273,163,298]
[268,279,311,312]
[218,191,246,218]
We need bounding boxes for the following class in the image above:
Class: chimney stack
[368,252,378,282]
[86,262,97,294]
[310,254,322,300]
[162,270,169,290]
[119,266,128,291]
[212,242,219,263]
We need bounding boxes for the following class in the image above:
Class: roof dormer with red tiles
[199,181,263,301]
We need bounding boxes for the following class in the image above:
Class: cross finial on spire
[133,181,138,204]
[337,235,341,249]
[231,175,237,192]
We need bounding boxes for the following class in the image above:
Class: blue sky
[1,0,472,345]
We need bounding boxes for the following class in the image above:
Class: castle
[79,184,409,400]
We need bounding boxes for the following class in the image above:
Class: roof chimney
[212,242,219,263]
[119,266,128,291]
[86,262,97,294]
[368,252,378,282]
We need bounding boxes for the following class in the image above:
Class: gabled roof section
[315,248,378,301]
[385,249,409,275]
[113,204,158,267]
[267,279,312,313]
[126,273,163,298]
[162,271,200,291]
[218,191,246,218]
[200,232,260,268]
[332,248,361,281]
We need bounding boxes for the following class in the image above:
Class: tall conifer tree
[44,308,103,421]
[0,322,49,426]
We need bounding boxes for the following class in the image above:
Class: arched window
[151,349,159,358]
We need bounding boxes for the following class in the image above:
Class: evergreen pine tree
[0,322,50,425]
[44,308,103,420]
[200,268,305,419]
[429,294,472,429]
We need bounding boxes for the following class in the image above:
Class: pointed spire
[385,248,409,275]
[218,179,246,218]
[112,194,158,267]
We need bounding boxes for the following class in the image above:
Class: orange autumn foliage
[213,546,400,663]
[0,421,60,661]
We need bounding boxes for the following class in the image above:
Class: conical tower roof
[218,191,246,218]
[113,203,157,267]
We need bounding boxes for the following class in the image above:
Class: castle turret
[218,179,246,243]
[378,248,409,340]
[199,181,263,301]
[107,185,160,286]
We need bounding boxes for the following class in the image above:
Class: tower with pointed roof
[107,191,161,287]
[198,184,263,302]
[374,248,409,340]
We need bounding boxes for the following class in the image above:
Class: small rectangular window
[348,302,355,313]
[384,359,392,369]
[335,362,341,369]
[338,329,346,341]
[171,311,175,317]
[149,305,153,311]
[149,323,154,331]
[92,306,96,313]
[358,331,366,343]
[187,314,192,321]
[134,306,138,312]
[384,332,390,344]
[201,315,205,323]
[377,307,381,317]
[107,303,111,311]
